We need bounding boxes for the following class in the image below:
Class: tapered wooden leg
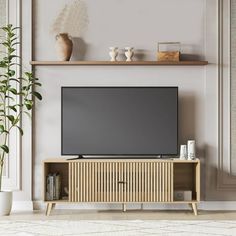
[191,203,198,216]
[122,203,126,212]
[45,203,49,215]
[46,203,53,216]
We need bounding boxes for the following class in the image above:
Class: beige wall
[26,0,236,205]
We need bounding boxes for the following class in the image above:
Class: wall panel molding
[0,0,34,200]
[217,0,236,190]
[2,0,22,191]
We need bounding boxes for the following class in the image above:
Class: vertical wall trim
[2,0,22,191]
[31,0,34,202]
[217,0,224,186]
[11,0,33,205]
[217,0,236,190]
[229,0,232,175]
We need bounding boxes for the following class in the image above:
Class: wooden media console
[43,158,200,216]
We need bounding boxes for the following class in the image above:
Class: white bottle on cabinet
[187,140,196,160]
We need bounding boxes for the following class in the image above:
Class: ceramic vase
[187,140,196,160]
[0,191,12,216]
[179,145,187,160]
[125,47,134,61]
[109,47,118,61]
[55,33,73,61]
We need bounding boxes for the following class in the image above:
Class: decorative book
[46,173,61,201]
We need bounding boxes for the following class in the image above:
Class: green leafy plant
[0,24,42,191]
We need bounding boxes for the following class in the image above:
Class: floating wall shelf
[30,61,208,66]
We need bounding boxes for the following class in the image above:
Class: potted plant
[0,24,42,216]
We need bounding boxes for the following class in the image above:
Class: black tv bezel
[61,86,179,157]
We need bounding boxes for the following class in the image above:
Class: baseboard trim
[33,201,236,211]
[199,201,236,210]
[12,201,33,211]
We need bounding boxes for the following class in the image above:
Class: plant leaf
[9,88,18,95]
[7,70,15,77]
[31,91,42,100]
[7,105,17,112]
[0,125,4,133]
[0,125,8,134]
[24,72,33,78]
[0,145,9,153]
[6,115,15,124]
[12,26,20,31]
[34,82,42,86]
[5,95,15,101]
[24,100,33,110]
[12,117,19,126]
[9,78,20,83]
[12,42,20,46]
[16,126,23,136]
[0,61,7,68]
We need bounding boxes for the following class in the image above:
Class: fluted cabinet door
[124,162,173,202]
[69,161,173,203]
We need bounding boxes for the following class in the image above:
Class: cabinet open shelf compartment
[173,162,200,202]
[43,162,69,202]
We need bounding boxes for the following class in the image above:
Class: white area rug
[0,220,235,236]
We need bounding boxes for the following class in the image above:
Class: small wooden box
[157,42,181,62]
[157,51,180,62]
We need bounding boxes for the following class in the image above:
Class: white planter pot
[0,191,12,216]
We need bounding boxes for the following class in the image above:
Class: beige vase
[55,33,73,61]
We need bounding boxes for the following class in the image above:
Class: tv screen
[61,87,178,156]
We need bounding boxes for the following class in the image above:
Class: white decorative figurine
[125,47,134,61]
[109,47,118,61]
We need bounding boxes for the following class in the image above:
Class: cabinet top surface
[43,158,200,163]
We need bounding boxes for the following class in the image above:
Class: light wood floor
[1,210,236,220]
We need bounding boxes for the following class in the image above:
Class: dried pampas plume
[51,0,89,37]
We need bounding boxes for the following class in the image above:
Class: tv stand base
[45,202,198,216]
[67,155,83,160]
[43,158,200,216]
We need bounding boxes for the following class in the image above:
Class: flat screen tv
[61,87,178,157]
